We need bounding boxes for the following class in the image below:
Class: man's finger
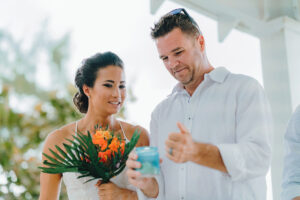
[126,168,141,179]
[128,151,138,160]
[177,122,189,134]
[165,139,178,150]
[126,159,141,169]
[168,132,184,141]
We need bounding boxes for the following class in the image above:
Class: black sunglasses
[168,8,200,31]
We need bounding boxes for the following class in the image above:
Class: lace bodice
[62,166,135,200]
[62,120,134,200]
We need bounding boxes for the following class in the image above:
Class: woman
[39,52,149,200]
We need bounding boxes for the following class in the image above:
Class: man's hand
[126,151,159,198]
[165,122,228,173]
[165,122,197,163]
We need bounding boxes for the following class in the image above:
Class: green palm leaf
[39,128,140,183]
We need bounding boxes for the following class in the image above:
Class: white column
[259,16,300,200]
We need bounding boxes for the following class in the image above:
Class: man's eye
[119,85,126,89]
[175,51,182,55]
[162,57,168,61]
[103,84,113,88]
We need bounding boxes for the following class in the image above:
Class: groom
[126,8,272,199]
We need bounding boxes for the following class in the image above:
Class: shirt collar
[171,67,230,95]
[206,67,230,83]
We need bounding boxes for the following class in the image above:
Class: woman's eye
[103,84,113,88]
[119,85,126,89]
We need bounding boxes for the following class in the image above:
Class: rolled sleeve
[217,79,272,181]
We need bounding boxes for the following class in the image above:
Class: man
[126,8,272,199]
[282,105,300,200]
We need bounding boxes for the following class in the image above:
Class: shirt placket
[178,95,195,200]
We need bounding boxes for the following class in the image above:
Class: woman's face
[86,65,126,115]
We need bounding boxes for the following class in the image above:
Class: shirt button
[188,117,191,120]
[181,196,184,200]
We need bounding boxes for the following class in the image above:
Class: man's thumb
[177,122,188,134]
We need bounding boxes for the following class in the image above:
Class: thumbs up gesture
[165,122,197,163]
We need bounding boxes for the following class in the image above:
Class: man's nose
[168,57,179,70]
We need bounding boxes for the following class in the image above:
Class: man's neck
[184,66,214,96]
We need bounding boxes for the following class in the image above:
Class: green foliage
[39,130,140,183]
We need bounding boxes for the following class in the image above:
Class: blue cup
[135,147,160,177]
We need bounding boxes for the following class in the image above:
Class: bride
[39,52,149,200]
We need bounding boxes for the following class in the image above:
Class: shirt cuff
[216,143,246,181]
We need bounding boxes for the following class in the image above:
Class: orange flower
[103,131,112,140]
[120,140,125,155]
[109,137,120,153]
[98,152,108,163]
[98,149,112,163]
[92,131,104,144]
[104,149,112,159]
[93,131,108,151]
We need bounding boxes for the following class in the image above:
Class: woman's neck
[79,112,116,132]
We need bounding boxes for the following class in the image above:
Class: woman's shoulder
[119,121,149,147]
[42,122,76,153]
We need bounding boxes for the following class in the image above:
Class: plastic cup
[135,147,160,177]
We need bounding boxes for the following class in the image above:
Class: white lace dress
[62,121,135,200]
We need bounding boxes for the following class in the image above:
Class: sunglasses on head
[168,8,200,30]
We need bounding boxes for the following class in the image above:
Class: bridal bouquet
[39,126,140,183]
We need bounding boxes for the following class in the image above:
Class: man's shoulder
[226,72,259,85]
[225,72,263,93]
[151,92,177,116]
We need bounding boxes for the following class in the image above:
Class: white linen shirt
[150,67,272,200]
[282,105,300,200]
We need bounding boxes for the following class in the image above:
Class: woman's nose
[112,87,121,98]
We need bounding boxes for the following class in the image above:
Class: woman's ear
[82,84,90,98]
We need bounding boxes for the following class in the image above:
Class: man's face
[155,28,203,86]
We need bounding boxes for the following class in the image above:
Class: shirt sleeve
[136,107,165,200]
[281,105,300,200]
[216,79,272,181]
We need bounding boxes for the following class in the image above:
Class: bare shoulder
[120,121,149,147]
[42,123,76,155]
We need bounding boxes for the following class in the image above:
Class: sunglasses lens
[170,8,183,15]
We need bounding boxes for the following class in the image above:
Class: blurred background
[1,0,299,199]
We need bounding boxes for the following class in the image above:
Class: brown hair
[73,52,124,113]
[151,12,201,39]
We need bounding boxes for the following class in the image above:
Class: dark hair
[151,12,201,39]
[73,52,124,113]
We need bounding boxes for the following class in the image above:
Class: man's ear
[82,84,90,98]
[197,35,205,52]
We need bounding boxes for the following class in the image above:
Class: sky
[0,0,271,198]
